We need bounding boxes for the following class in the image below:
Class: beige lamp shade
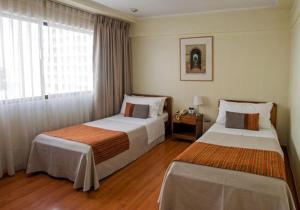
[193,96,204,106]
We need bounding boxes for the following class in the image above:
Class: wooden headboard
[132,93,173,135]
[220,99,277,128]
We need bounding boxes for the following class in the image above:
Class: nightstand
[172,114,203,141]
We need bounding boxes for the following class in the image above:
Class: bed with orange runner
[27,113,168,191]
[174,141,286,181]
[44,124,130,165]
[159,124,296,210]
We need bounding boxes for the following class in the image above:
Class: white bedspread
[158,123,296,210]
[88,114,165,144]
[26,114,166,191]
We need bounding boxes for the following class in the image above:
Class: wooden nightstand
[172,114,203,141]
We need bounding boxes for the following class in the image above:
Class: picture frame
[180,36,214,81]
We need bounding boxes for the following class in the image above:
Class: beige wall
[289,0,300,202]
[130,8,290,145]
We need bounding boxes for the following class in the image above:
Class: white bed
[158,123,296,210]
[26,113,168,191]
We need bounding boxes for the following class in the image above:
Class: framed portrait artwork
[180,36,214,81]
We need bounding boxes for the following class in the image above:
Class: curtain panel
[0,0,44,19]
[45,1,95,31]
[0,0,94,178]
[92,15,132,119]
[0,93,92,178]
[0,0,95,31]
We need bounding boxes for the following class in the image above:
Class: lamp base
[194,105,201,115]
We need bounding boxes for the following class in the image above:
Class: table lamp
[193,96,203,114]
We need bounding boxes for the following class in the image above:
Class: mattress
[158,123,296,210]
[26,113,167,191]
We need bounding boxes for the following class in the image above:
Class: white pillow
[120,95,162,118]
[133,95,167,115]
[216,100,273,129]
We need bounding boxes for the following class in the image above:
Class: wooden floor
[0,138,190,210]
[0,138,299,210]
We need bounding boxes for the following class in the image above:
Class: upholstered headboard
[220,99,277,128]
[132,93,173,135]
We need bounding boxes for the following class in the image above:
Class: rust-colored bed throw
[174,142,286,181]
[44,125,129,164]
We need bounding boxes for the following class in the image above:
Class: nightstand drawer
[173,115,197,125]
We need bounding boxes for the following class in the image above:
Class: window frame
[0,13,93,102]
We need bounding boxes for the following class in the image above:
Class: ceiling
[92,0,279,18]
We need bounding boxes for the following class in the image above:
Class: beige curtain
[0,0,95,31]
[0,0,95,178]
[92,15,132,120]
[45,1,95,31]
[0,0,44,19]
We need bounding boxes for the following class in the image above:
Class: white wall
[130,8,290,144]
[289,0,300,202]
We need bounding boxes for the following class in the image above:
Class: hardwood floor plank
[0,174,52,206]
[0,138,298,210]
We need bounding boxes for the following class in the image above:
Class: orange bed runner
[174,142,286,181]
[44,125,129,164]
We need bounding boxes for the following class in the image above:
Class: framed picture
[180,36,214,81]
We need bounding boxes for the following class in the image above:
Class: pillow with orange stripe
[124,103,150,119]
[225,111,259,131]
[124,103,135,117]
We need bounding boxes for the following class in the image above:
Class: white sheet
[199,123,283,157]
[158,123,296,210]
[27,113,167,191]
[87,113,166,144]
[207,123,279,140]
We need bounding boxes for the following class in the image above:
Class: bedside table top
[173,114,203,125]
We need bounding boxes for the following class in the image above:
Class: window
[43,23,93,95]
[0,16,42,100]
[0,15,93,101]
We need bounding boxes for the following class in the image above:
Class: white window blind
[0,15,93,101]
